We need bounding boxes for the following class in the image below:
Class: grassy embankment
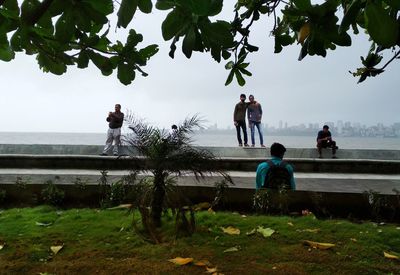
[0,206,399,274]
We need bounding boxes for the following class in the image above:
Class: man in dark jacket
[317,125,338,158]
[233,94,249,147]
[101,104,124,156]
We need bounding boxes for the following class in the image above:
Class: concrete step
[1,169,399,195]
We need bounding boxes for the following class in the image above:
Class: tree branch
[379,50,400,70]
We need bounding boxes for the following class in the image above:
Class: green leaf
[36,52,67,75]
[82,0,113,15]
[191,0,211,16]
[202,21,233,47]
[55,12,75,42]
[0,44,15,61]
[182,27,196,58]
[161,9,186,40]
[87,50,113,76]
[117,62,136,85]
[155,0,175,10]
[117,0,138,28]
[239,67,252,76]
[138,0,152,13]
[365,1,399,47]
[138,44,159,60]
[256,226,275,238]
[225,60,234,69]
[234,69,245,86]
[339,0,363,34]
[208,0,223,16]
[77,50,89,69]
[224,69,234,86]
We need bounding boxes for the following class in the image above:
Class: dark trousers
[317,140,337,155]
[235,120,248,145]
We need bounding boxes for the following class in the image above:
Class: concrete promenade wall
[1,144,400,160]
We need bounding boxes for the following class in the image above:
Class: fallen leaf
[50,244,63,255]
[194,260,211,266]
[287,222,294,227]
[168,257,193,265]
[35,221,52,227]
[206,267,218,273]
[221,226,240,235]
[257,226,275,238]
[208,208,216,214]
[384,251,400,260]
[350,238,357,242]
[303,240,335,250]
[223,246,240,253]
[0,243,4,250]
[246,229,256,236]
[194,202,211,211]
[107,204,132,210]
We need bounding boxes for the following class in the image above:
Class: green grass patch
[0,206,399,274]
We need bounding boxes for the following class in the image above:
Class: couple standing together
[233,94,265,147]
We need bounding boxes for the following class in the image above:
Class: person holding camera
[100,104,124,156]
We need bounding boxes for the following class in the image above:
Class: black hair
[240,94,246,98]
[323,125,329,129]
[270,142,286,158]
[171,124,178,130]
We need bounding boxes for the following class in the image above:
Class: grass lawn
[0,206,399,274]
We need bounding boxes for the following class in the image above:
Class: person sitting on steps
[316,125,338,159]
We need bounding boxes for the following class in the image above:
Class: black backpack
[263,160,292,190]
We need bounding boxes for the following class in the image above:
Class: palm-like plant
[124,114,232,227]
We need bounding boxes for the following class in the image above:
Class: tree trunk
[151,172,165,227]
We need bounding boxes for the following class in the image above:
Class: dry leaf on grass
[221,226,240,235]
[194,202,211,211]
[350,238,357,242]
[384,251,400,260]
[168,257,194,265]
[193,260,212,266]
[107,204,132,210]
[246,229,256,236]
[0,243,4,250]
[303,240,335,250]
[208,208,216,214]
[257,226,275,238]
[303,228,320,233]
[206,267,218,273]
[50,244,63,255]
[223,246,240,253]
[35,221,52,227]
[287,222,294,227]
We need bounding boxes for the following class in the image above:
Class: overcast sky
[1,4,399,133]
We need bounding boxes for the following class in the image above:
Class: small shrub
[41,180,65,206]
[211,180,229,209]
[74,177,88,190]
[15,176,29,189]
[253,189,271,214]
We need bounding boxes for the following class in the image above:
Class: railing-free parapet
[0,154,399,174]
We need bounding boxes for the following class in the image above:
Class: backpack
[263,160,292,190]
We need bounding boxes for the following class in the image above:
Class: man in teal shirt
[255,143,296,190]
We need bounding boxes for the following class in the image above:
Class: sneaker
[113,153,119,156]
[251,144,255,147]
[334,146,339,150]
[261,144,266,148]
[244,144,249,147]
[332,155,337,159]
[318,155,323,159]
[100,153,107,156]
[239,144,243,147]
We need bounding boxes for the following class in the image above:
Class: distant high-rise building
[279,120,283,129]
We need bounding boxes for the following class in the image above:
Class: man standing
[101,104,124,156]
[233,94,249,147]
[316,125,338,158]
[247,94,265,147]
[255,143,295,190]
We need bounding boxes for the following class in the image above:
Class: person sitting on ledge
[255,143,296,190]
[316,125,338,159]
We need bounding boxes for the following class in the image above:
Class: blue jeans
[249,121,263,146]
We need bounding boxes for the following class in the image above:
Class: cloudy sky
[1,4,399,133]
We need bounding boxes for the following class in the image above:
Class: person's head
[115,104,121,112]
[270,142,286,159]
[323,125,329,133]
[240,94,246,102]
[249,94,255,103]
[171,124,178,130]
